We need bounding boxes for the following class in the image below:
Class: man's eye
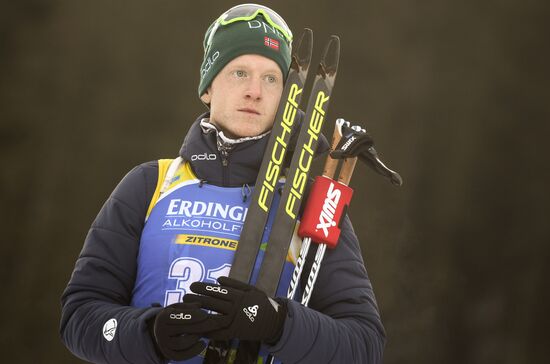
[235,70,246,78]
[266,75,277,83]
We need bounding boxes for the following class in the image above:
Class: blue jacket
[60,114,385,363]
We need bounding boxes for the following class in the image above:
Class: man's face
[200,54,284,138]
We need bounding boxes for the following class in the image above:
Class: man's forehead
[225,54,282,74]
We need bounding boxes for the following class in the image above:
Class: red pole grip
[298,176,354,248]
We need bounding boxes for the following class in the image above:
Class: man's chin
[227,131,261,139]
[225,121,267,139]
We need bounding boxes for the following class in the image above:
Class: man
[60,4,385,363]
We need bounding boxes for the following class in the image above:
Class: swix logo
[206,285,228,295]
[170,313,192,320]
[340,136,356,151]
[191,153,217,161]
[200,51,220,79]
[243,305,259,322]
[316,182,341,237]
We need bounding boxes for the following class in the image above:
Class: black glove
[182,276,287,343]
[152,302,208,361]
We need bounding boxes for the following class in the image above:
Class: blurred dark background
[1,0,549,363]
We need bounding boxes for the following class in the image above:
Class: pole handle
[337,157,358,185]
[322,119,343,178]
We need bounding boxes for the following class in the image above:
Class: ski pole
[271,121,402,363]
[293,118,403,306]
[268,120,354,364]
[286,118,343,301]
[300,155,357,306]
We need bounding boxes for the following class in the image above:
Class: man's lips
[238,108,260,115]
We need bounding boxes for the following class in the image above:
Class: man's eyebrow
[227,63,281,75]
[225,63,249,72]
[264,68,282,75]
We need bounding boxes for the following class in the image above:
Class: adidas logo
[243,305,259,322]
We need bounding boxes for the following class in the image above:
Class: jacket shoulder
[110,160,159,205]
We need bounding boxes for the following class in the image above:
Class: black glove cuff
[265,298,288,345]
[146,312,166,360]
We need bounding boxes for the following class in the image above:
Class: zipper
[219,143,231,184]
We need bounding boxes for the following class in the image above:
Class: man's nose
[244,77,262,100]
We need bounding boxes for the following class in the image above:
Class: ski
[228,29,313,284]
[234,35,341,364]
[255,35,340,296]
[202,29,313,364]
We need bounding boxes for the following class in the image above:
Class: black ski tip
[291,28,313,74]
[318,35,340,87]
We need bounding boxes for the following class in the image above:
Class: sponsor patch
[175,234,238,251]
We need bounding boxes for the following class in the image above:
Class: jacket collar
[179,112,329,187]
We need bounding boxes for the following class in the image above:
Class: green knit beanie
[198,14,292,98]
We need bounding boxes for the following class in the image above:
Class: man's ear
[200,89,212,104]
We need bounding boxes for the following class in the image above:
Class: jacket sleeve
[267,215,386,364]
[60,162,164,364]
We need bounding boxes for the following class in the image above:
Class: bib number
[164,258,232,306]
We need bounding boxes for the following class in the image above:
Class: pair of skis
[204,28,402,364]
[264,119,402,364]
[202,29,340,364]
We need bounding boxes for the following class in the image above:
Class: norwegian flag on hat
[264,36,279,51]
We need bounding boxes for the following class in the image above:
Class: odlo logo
[316,182,341,237]
[206,285,228,294]
[201,51,220,79]
[243,305,259,322]
[170,313,192,320]
[191,153,217,161]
